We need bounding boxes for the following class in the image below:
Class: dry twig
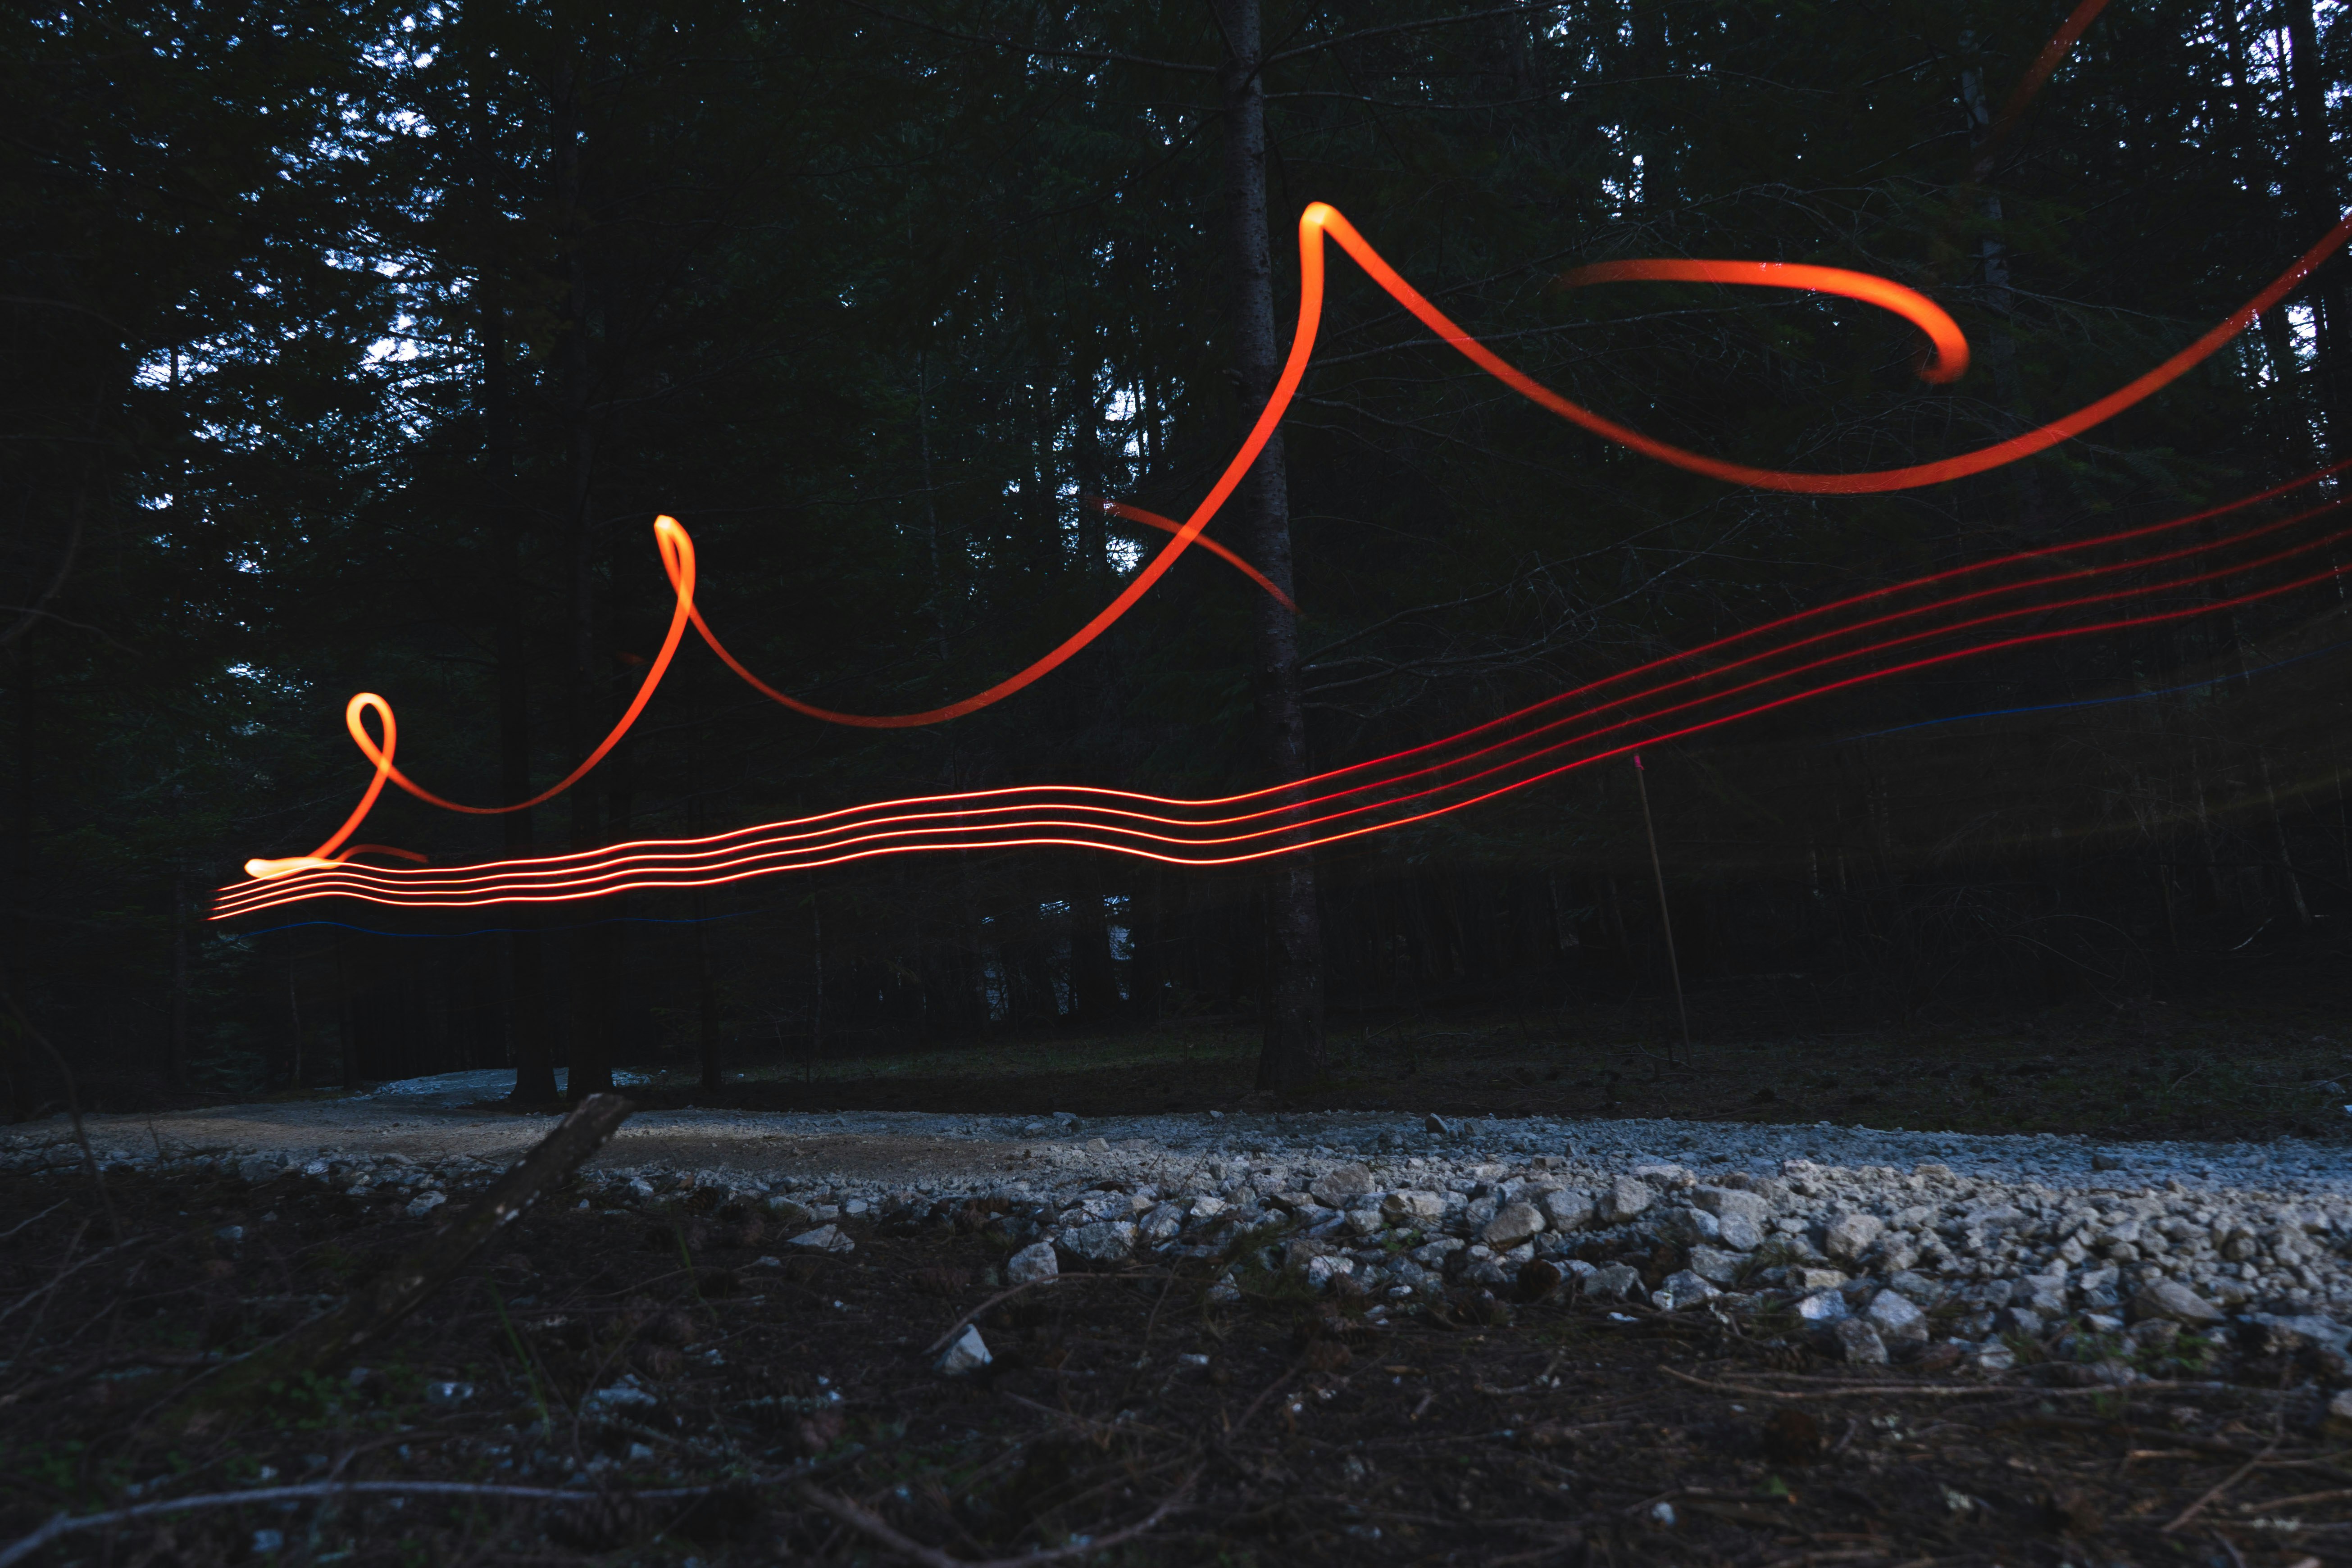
[0,1478,739,1568]
[2166,1431,2283,1533]
[791,1473,1195,1568]
[167,1094,632,1420]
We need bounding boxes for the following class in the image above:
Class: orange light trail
[213,486,2348,918]
[1556,260,1970,384]
[219,0,2347,914]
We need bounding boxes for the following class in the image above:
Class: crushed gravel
[10,1072,2352,1365]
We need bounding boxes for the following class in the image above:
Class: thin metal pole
[1633,754,1692,1067]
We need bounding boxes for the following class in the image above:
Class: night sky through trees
[6,0,2350,1105]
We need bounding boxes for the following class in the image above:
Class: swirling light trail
[221,0,2346,912]
[214,486,2347,917]
[206,549,2352,916]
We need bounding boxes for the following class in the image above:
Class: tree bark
[1214,0,1325,1092]
[469,56,558,1105]
[2279,0,2349,453]
[553,44,613,1100]
[168,867,191,1095]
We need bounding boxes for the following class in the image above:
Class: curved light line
[1557,259,1970,383]
[215,505,2344,916]
[210,557,2348,917]
[229,0,2345,902]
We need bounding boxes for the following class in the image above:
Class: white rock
[1309,1164,1375,1208]
[1832,1319,1888,1364]
[1598,1176,1654,1224]
[1716,1213,1766,1251]
[405,1192,447,1220]
[1865,1289,1929,1345]
[1383,1190,1446,1225]
[2131,1278,2225,1326]
[1655,1270,1721,1310]
[1537,1188,1593,1232]
[1306,1255,1356,1291]
[1481,1201,1546,1248]
[1005,1241,1059,1285]
[585,1375,659,1413]
[1686,1246,1745,1286]
[1796,1290,1849,1324]
[936,1325,992,1377]
[1586,1263,1644,1301]
[1823,1212,1883,1262]
[787,1224,854,1254]
[1693,1186,1770,1226]
[1057,1220,1137,1263]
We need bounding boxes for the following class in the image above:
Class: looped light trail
[213,474,2352,918]
[1556,260,1971,384]
[241,517,698,879]
[1302,200,2352,494]
[224,0,2351,908]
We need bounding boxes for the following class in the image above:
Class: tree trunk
[1960,31,2043,534]
[473,82,558,1103]
[1214,0,1325,1091]
[2280,0,2349,453]
[335,928,359,1088]
[168,868,191,1094]
[1069,854,1123,1027]
[554,44,613,1101]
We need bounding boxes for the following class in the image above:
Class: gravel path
[11,1070,2352,1366]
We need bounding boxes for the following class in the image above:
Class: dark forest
[8,0,2352,1111]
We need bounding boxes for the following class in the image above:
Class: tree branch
[166,1094,634,1421]
[1266,3,1566,65]
[791,1473,1195,1568]
[0,1477,786,1568]
[847,4,1218,73]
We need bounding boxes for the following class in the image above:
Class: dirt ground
[608,989,2352,1150]
[5,1154,2352,1567]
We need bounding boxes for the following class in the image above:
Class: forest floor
[616,988,2352,1147]
[5,1160,2351,1568]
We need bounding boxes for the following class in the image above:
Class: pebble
[1005,1241,1058,1285]
[935,1326,991,1377]
[25,1081,2352,1366]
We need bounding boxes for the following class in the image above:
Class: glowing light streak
[205,551,2352,916]
[1305,200,2352,494]
[1556,260,1970,383]
[241,517,699,879]
[223,0,2344,911]
[213,503,2347,918]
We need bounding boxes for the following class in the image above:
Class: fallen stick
[165,1093,632,1421]
[0,1472,780,1568]
[2167,1434,2283,1533]
[0,1198,68,1243]
[919,1269,1179,1359]
[1659,1365,2150,1401]
[1,992,118,1241]
[791,1473,1193,1568]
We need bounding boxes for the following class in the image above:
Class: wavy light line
[214,492,2344,917]
[223,0,2340,911]
[207,552,2350,916]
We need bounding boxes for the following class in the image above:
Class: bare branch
[1266,3,1566,66]
[0,1478,779,1568]
[847,3,1217,73]
[792,1473,1195,1568]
